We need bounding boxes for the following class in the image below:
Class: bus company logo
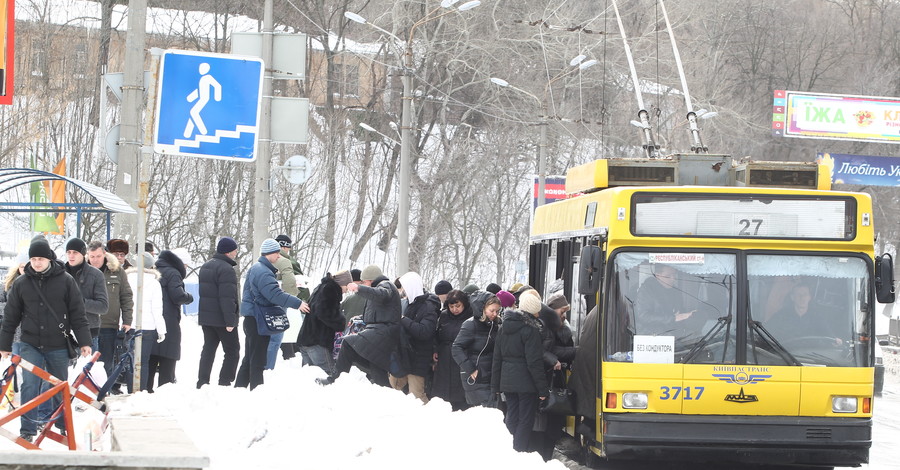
[725,388,758,404]
[712,372,772,385]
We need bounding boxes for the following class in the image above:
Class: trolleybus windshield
[606,251,871,367]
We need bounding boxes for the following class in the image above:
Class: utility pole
[397,47,413,275]
[538,106,548,206]
[115,0,148,240]
[251,0,275,255]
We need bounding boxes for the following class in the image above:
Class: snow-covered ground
[2,316,899,469]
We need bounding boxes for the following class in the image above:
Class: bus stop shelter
[0,168,135,239]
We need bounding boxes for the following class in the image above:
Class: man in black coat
[196,237,241,388]
[0,238,92,442]
[64,237,108,351]
[318,264,401,387]
[298,270,351,374]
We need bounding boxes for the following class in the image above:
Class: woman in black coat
[534,293,578,460]
[298,271,350,374]
[148,250,194,391]
[491,292,548,453]
[451,291,501,407]
[431,289,472,410]
[395,271,440,403]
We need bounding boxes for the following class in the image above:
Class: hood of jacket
[409,291,441,313]
[539,303,561,333]
[500,308,541,334]
[398,272,424,300]
[156,250,187,279]
[125,266,160,279]
[101,252,122,273]
[469,290,495,321]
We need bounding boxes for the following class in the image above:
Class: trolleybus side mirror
[578,245,603,295]
[875,253,895,304]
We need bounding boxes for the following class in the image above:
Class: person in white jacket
[126,253,167,392]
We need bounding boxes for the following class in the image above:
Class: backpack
[332,315,366,360]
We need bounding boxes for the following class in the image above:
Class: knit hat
[140,252,155,268]
[360,264,383,281]
[275,234,292,248]
[333,270,353,287]
[216,237,238,254]
[107,238,129,254]
[29,238,56,260]
[260,238,281,255]
[485,283,502,294]
[520,288,541,302]
[519,292,542,316]
[462,283,479,295]
[496,290,516,308]
[351,269,362,282]
[434,280,453,296]
[65,237,87,256]
[509,282,524,293]
[547,291,570,311]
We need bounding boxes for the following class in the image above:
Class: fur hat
[547,291,569,311]
[260,238,281,255]
[216,237,238,254]
[434,280,453,296]
[360,264,383,281]
[65,237,87,256]
[496,290,516,308]
[333,270,353,287]
[28,238,56,260]
[107,238,129,254]
[519,293,542,316]
[351,269,362,282]
[275,234,292,248]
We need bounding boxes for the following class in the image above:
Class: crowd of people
[0,234,579,458]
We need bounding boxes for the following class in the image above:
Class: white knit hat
[519,293,542,316]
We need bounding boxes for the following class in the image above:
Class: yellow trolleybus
[529,154,895,468]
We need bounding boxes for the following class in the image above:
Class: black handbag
[255,304,290,335]
[31,279,80,359]
[541,369,576,415]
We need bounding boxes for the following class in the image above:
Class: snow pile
[104,318,563,469]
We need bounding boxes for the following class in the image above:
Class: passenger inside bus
[633,264,696,339]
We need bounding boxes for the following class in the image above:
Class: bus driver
[634,264,695,338]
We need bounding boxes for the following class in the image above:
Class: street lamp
[491,57,597,206]
[344,2,481,275]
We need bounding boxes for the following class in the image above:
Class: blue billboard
[816,153,900,186]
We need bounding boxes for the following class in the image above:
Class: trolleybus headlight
[622,392,648,409]
[832,396,858,413]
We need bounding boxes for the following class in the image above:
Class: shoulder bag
[540,368,576,416]
[255,304,290,335]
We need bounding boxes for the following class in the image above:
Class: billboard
[816,153,900,187]
[532,176,570,209]
[772,90,900,144]
[0,0,13,105]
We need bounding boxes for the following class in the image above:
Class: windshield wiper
[749,320,801,366]
[681,315,731,363]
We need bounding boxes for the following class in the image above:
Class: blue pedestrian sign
[153,50,264,161]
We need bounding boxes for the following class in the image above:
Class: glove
[157,333,166,343]
[183,293,194,304]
